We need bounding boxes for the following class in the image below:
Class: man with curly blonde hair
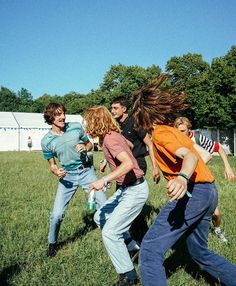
[84,106,149,286]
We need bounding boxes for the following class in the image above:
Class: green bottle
[87,190,96,210]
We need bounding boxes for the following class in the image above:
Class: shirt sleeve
[41,139,54,160]
[153,127,194,160]
[81,135,89,143]
[136,129,147,140]
[104,133,126,159]
[199,134,219,153]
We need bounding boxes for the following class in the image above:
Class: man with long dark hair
[132,75,236,286]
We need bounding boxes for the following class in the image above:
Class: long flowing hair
[84,106,120,138]
[132,75,188,132]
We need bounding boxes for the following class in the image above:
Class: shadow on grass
[130,203,160,244]
[0,263,22,286]
[58,211,97,249]
[164,237,223,286]
[58,203,159,250]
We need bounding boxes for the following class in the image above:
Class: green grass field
[1,151,236,286]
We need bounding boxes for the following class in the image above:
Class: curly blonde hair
[84,106,120,138]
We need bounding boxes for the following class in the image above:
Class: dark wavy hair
[132,75,188,132]
[43,102,66,125]
[111,96,130,112]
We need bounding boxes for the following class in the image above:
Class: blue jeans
[48,167,107,244]
[140,183,236,286]
[94,180,149,274]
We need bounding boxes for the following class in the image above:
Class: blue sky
[1,0,236,98]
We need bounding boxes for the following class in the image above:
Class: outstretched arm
[193,143,212,164]
[218,145,235,181]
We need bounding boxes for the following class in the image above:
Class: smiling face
[52,108,66,131]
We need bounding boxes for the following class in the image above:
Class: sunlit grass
[1,151,236,285]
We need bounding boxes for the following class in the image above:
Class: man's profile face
[111,103,127,120]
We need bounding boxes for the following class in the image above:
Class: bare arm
[143,134,161,183]
[99,138,133,174]
[167,147,198,201]
[89,151,134,191]
[193,143,212,164]
[218,145,235,181]
[48,158,67,179]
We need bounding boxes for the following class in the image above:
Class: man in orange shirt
[132,75,236,286]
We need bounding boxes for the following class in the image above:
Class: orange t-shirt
[152,125,214,183]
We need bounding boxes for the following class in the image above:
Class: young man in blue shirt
[41,102,107,257]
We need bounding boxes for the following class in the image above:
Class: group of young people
[41,75,236,286]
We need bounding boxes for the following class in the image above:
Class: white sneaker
[214,228,228,242]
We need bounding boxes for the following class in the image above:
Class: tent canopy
[0,112,83,151]
[0,112,18,128]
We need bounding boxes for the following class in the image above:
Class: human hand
[89,178,105,192]
[166,177,188,201]
[224,166,235,181]
[75,143,87,153]
[55,168,67,179]
[153,166,161,184]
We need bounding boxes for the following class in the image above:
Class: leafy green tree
[208,46,236,128]
[62,92,86,114]
[166,54,218,128]
[0,87,20,111]
[17,88,34,112]
[31,94,62,113]
[166,50,236,129]
[99,64,161,103]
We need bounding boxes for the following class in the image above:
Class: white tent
[0,112,83,151]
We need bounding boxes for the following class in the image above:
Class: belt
[77,164,90,170]
[118,176,145,189]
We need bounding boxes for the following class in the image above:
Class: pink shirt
[102,131,144,185]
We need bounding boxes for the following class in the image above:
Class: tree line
[1,46,235,129]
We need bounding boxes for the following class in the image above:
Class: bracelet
[178,173,192,198]
[178,172,189,183]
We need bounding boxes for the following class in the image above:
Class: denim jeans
[48,167,107,244]
[94,180,149,274]
[140,182,236,286]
